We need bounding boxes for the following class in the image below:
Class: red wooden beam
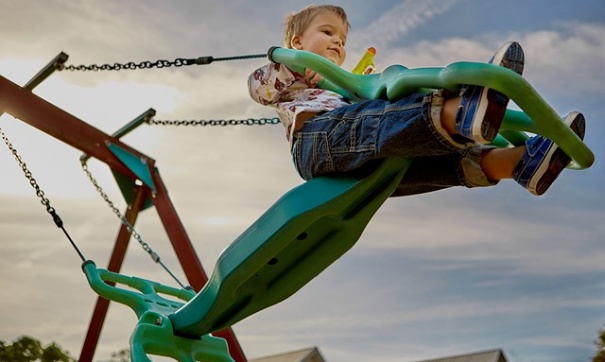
[1,74,248,361]
[79,184,149,362]
[149,161,248,362]
[0,74,144,178]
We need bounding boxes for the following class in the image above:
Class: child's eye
[323,30,332,36]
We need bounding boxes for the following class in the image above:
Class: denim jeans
[291,90,497,196]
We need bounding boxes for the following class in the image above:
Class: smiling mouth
[328,48,340,57]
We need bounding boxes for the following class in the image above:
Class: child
[248,5,585,196]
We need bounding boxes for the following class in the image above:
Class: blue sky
[0,1,604,361]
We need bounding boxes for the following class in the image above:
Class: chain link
[146,117,281,127]
[59,53,266,72]
[0,123,186,287]
[80,161,159,260]
[1,126,54,213]
[80,160,187,288]
[61,58,196,72]
[1,125,87,261]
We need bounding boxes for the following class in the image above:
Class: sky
[0,0,604,361]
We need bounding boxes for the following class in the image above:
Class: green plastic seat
[82,155,411,360]
[169,156,412,337]
[82,260,234,362]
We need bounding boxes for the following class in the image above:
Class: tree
[108,348,130,362]
[595,327,605,362]
[0,336,74,362]
[40,343,73,362]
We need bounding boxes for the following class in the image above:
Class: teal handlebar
[268,47,594,170]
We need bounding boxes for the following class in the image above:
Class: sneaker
[513,111,586,196]
[455,41,525,143]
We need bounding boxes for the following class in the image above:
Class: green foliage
[594,327,605,362]
[0,336,74,362]
[108,348,130,362]
[40,343,73,362]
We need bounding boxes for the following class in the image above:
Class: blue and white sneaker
[513,111,586,196]
[455,41,525,143]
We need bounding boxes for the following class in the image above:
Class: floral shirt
[248,62,350,145]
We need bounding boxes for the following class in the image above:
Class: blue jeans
[291,90,497,196]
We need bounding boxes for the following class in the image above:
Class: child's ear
[290,35,302,50]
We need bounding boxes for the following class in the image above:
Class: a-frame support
[0,53,247,362]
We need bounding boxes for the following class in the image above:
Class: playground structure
[0,48,594,361]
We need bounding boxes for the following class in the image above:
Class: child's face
[290,11,348,66]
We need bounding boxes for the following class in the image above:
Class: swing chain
[1,125,87,261]
[59,54,267,72]
[80,161,158,260]
[1,127,55,215]
[80,160,187,289]
[146,117,281,127]
[61,58,200,72]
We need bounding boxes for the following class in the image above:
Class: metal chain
[59,53,266,72]
[80,160,187,289]
[1,125,87,261]
[146,117,280,127]
[1,123,186,288]
[1,127,53,213]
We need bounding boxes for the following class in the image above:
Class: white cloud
[353,0,466,51]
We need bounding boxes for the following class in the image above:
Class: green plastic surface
[82,260,234,362]
[107,142,156,211]
[168,47,593,337]
[107,142,156,191]
[270,47,593,169]
[169,156,412,337]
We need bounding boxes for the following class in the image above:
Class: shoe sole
[528,112,586,195]
[472,41,525,143]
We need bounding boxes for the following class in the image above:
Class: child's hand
[304,69,323,87]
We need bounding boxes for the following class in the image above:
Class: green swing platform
[82,47,593,362]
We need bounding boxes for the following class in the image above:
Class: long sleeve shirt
[248,62,350,145]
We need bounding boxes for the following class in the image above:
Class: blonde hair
[283,5,350,48]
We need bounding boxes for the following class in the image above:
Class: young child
[248,5,585,196]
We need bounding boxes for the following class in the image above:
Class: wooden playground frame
[0,52,248,362]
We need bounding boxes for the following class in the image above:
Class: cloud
[520,23,605,98]
[353,0,466,51]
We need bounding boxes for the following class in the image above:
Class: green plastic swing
[82,47,593,362]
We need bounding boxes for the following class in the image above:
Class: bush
[0,336,74,362]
